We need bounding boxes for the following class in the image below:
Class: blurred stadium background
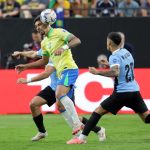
[1,0,150,149]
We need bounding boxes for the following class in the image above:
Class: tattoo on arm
[98,65,120,77]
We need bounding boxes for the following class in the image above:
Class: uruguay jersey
[37,49,57,91]
[109,48,139,92]
[41,28,78,78]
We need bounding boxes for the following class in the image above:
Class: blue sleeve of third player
[37,49,42,57]
[109,55,121,68]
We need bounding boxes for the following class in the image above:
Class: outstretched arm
[12,51,40,59]
[17,65,55,84]
[15,56,49,74]
[89,65,120,77]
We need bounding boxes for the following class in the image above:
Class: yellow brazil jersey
[41,28,78,78]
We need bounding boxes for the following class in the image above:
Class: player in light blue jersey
[13,49,105,142]
[67,32,150,144]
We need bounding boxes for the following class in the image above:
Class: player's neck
[111,46,120,53]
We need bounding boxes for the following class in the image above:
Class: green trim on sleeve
[42,53,49,56]
[64,34,72,43]
[48,28,54,37]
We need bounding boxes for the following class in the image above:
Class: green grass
[0,114,150,150]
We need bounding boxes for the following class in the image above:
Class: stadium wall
[0,17,150,68]
[0,69,150,114]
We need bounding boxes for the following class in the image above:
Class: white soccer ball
[40,9,57,25]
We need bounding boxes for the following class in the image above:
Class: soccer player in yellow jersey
[16,15,83,135]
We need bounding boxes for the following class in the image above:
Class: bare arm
[15,56,49,74]
[67,34,81,49]
[17,65,55,84]
[3,9,19,18]
[89,65,120,77]
[12,51,40,59]
[54,34,81,56]
[31,65,55,82]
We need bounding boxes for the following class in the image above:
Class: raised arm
[67,34,81,49]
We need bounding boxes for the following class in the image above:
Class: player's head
[107,32,122,52]
[34,15,50,36]
[118,32,125,48]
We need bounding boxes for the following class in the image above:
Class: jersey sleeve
[41,41,49,56]
[58,29,72,43]
[109,55,121,68]
[37,49,42,57]
[46,60,54,67]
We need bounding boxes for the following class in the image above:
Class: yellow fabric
[55,0,70,9]
[41,28,78,78]
[64,0,70,9]
[0,0,5,2]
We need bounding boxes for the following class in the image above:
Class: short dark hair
[34,15,41,24]
[107,32,121,46]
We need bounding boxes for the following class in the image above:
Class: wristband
[27,78,32,83]
[62,45,69,50]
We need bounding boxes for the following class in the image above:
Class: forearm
[25,59,47,69]
[21,51,37,58]
[98,70,118,77]
[31,71,50,82]
[30,66,55,82]
[7,10,19,16]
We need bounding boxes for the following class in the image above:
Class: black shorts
[36,86,56,107]
[36,86,75,107]
[101,91,148,115]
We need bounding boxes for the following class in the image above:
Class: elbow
[76,38,81,45]
[114,71,119,77]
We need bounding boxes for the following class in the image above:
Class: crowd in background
[0,0,150,19]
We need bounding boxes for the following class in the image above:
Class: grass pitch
[0,114,150,150]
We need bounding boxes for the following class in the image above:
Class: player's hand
[89,67,99,75]
[17,78,27,84]
[15,64,27,74]
[12,51,21,59]
[54,48,65,56]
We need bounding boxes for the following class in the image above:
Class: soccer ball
[40,9,57,25]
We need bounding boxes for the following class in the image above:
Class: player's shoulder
[54,28,69,33]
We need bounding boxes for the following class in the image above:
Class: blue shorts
[57,69,78,98]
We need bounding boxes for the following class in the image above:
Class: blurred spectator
[70,0,89,17]
[140,0,150,16]
[118,0,140,17]
[0,0,21,18]
[55,0,71,17]
[96,0,115,17]
[97,54,109,68]
[53,0,71,27]
[20,0,49,18]
[23,29,42,62]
